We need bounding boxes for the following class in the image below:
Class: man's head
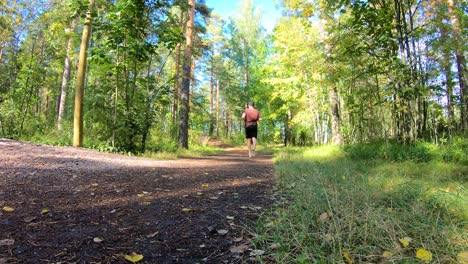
[248,101,255,107]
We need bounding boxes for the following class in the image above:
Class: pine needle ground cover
[254,142,467,263]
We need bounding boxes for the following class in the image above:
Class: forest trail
[0,138,276,263]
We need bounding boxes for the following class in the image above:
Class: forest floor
[0,138,276,264]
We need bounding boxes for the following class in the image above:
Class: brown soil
[0,139,276,264]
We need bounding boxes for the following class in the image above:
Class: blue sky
[204,0,283,32]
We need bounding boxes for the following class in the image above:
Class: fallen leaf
[458,252,468,264]
[324,233,333,242]
[230,245,249,253]
[2,206,14,212]
[234,237,243,242]
[41,209,49,215]
[182,208,192,212]
[382,251,393,258]
[0,239,14,246]
[124,252,144,263]
[226,216,235,220]
[24,216,38,223]
[146,232,159,238]
[140,202,151,206]
[93,237,103,243]
[201,184,209,188]
[268,243,281,250]
[416,248,432,263]
[137,194,144,198]
[399,237,411,248]
[343,251,353,264]
[318,212,328,222]
[250,249,265,256]
[199,244,206,248]
[217,229,228,235]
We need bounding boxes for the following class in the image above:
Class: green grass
[140,144,224,159]
[253,144,467,263]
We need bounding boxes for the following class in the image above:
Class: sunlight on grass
[302,145,345,161]
[253,144,468,263]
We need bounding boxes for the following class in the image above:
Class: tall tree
[179,0,195,148]
[173,8,184,128]
[73,0,95,147]
[57,18,76,131]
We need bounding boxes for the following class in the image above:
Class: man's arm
[241,111,246,120]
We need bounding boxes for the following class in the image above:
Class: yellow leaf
[124,252,144,263]
[41,209,49,215]
[140,202,151,206]
[137,194,144,198]
[182,208,192,212]
[457,252,468,264]
[416,248,432,263]
[343,251,353,264]
[201,184,209,188]
[399,237,411,247]
[382,251,393,258]
[2,206,14,212]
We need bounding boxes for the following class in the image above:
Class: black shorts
[245,125,258,138]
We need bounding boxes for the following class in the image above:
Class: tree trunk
[330,86,342,144]
[216,80,220,137]
[319,10,342,145]
[178,0,195,149]
[209,48,215,136]
[57,19,76,131]
[444,50,454,130]
[0,41,5,65]
[447,0,467,130]
[173,8,184,128]
[73,0,95,147]
[190,57,195,111]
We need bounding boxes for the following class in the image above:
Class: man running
[241,102,262,158]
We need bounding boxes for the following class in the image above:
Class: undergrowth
[253,142,467,263]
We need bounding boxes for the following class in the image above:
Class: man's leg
[251,137,257,156]
[246,137,252,157]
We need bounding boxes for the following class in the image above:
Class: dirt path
[0,139,276,263]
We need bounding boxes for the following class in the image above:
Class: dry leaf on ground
[0,239,14,246]
[230,245,249,253]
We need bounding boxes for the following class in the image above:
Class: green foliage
[253,145,467,263]
[343,139,468,164]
